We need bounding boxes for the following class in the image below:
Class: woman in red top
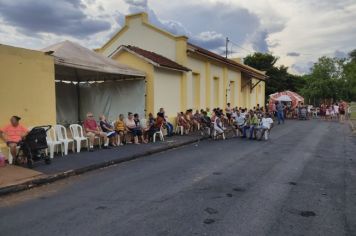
[0,116,28,160]
[147,113,165,141]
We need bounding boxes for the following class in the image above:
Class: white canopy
[276,94,292,102]
[41,40,145,81]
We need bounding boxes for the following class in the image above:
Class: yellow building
[0,44,56,155]
[0,41,145,159]
[96,12,267,120]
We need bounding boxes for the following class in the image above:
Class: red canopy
[269,91,304,110]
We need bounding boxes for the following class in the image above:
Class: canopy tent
[269,91,304,110]
[41,41,146,124]
[275,94,292,102]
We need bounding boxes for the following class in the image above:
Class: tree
[301,53,356,104]
[244,52,304,97]
[343,56,356,101]
[349,49,356,63]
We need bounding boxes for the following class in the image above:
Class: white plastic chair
[153,125,165,143]
[55,125,74,155]
[69,124,89,153]
[175,125,184,135]
[46,127,64,159]
[264,129,270,140]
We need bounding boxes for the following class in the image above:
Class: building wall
[0,44,56,158]
[240,77,266,109]
[99,12,265,114]
[210,63,225,108]
[100,13,177,61]
[111,50,154,116]
[153,68,182,120]
[186,56,207,109]
[186,55,246,111]
[227,69,241,107]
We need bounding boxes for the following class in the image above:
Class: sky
[0,0,355,74]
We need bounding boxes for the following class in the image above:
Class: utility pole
[225,37,229,58]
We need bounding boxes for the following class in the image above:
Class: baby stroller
[17,125,52,168]
[299,107,307,120]
[200,116,212,137]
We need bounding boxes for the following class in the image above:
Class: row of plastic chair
[8,124,91,164]
[8,123,167,164]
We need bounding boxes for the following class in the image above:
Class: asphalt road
[1,120,355,236]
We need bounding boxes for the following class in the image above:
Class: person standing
[271,102,276,117]
[339,103,346,123]
[276,101,285,124]
[225,103,232,124]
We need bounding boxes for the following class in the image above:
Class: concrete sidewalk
[0,165,45,188]
[0,134,205,196]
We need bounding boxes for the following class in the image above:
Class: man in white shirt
[234,111,245,136]
[259,113,274,140]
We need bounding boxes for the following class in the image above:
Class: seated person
[243,112,259,140]
[148,112,165,140]
[201,111,211,127]
[259,113,274,140]
[193,110,202,131]
[125,112,147,144]
[177,112,190,133]
[241,113,250,138]
[115,114,126,146]
[83,112,109,151]
[200,111,212,135]
[0,116,28,162]
[159,108,173,136]
[185,109,194,132]
[212,111,226,139]
[148,113,155,128]
[99,115,117,147]
[234,111,245,137]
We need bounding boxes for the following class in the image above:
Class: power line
[228,39,254,54]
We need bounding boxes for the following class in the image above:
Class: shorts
[6,141,20,146]
[129,128,142,137]
[86,131,106,137]
[116,130,125,135]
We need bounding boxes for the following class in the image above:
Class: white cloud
[0,0,355,75]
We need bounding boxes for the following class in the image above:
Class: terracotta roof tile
[124,45,190,72]
[187,43,267,80]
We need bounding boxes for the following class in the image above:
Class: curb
[0,137,206,197]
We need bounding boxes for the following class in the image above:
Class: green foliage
[243,50,356,105]
[301,53,356,104]
[349,49,356,63]
[244,52,305,97]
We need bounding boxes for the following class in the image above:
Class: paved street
[0,120,355,236]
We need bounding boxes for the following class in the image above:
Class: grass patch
[350,102,356,120]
